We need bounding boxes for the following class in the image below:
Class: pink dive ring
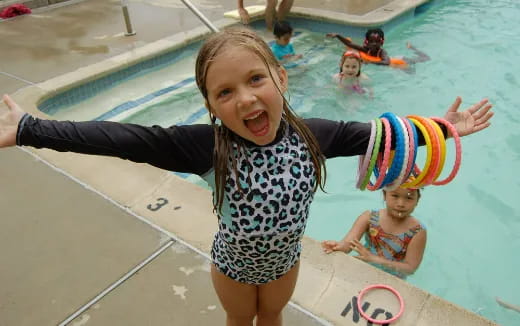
[357,284,404,324]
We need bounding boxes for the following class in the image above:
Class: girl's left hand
[349,239,377,263]
[443,96,494,137]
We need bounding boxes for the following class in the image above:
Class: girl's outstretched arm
[351,228,427,276]
[2,94,214,175]
[321,210,371,254]
[443,97,494,136]
[326,33,365,52]
[0,95,26,148]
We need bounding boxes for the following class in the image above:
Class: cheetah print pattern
[209,126,316,284]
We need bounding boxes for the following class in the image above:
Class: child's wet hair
[273,21,293,38]
[195,27,326,213]
[365,28,385,41]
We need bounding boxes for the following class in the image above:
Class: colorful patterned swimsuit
[365,210,425,279]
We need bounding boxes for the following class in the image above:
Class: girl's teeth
[245,112,262,120]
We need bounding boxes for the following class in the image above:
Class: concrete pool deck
[0,0,498,325]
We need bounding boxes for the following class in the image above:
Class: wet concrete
[0,0,396,92]
[0,147,168,325]
[0,147,324,326]
[0,0,240,88]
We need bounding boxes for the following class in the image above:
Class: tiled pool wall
[38,42,201,115]
[37,0,443,116]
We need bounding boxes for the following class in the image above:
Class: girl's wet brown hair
[195,26,326,213]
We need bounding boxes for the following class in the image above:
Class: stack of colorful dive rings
[356,112,462,190]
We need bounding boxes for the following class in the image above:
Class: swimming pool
[307,1,520,325]
[38,1,519,325]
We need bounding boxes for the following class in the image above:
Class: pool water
[302,1,519,325]
[43,1,519,324]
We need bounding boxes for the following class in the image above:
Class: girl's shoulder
[407,216,426,231]
[359,73,370,81]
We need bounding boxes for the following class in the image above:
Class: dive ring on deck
[357,283,404,324]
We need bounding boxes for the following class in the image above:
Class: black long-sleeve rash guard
[17,115,434,175]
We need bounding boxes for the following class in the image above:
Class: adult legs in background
[276,0,294,22]
[265,0,294,30]
[265,0,278,30]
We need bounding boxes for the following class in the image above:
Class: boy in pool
[271,21,302,62]
[327,28,430,67]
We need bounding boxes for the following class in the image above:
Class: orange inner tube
[359,51,408,67]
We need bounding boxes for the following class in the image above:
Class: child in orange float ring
[322,188,426,279]
[326,28,430,70]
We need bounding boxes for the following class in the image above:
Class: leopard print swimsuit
[203,126,315,284]
[19,115,385,285]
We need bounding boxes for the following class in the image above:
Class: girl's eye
[251,74,264,83]
[218,89,231,98]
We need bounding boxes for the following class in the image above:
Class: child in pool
[271,21,302,62]
[327,28,430,67]
[1,27,493,325]
[333,50,373,97]
[322,188,426,279]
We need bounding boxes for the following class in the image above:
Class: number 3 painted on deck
[147,198,169,211]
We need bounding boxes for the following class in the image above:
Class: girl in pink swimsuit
[333,50,373,96]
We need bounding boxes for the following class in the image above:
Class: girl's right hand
[0,94,26,148]
[321,240,349,253]
[325,33,338,38]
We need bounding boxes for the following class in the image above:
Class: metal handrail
[120,0,219,36]
[121,0,136,36]
[180,0,219,33]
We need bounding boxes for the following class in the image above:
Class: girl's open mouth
[244,111,269,137]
